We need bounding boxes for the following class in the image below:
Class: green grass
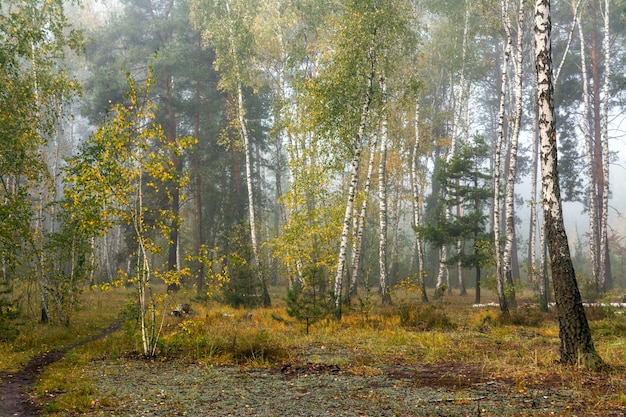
[0,288,130,373]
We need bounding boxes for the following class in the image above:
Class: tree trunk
[589,1,608,294]
[236,80,270,306]
[333,55,375,319]
[165,72,181,292]
[502,0,524,309]
[348,134,378,304]
[599,0,610,292]
[578,17,599,295]
[534,0,602,367]
[528,76,538,287]
[378,77,390,304]
[411,99,428,302]
[493,0,513,314]
[194,44,205,294]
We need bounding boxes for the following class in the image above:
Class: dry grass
[2,287,626,415]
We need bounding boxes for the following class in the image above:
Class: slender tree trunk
[599,0,610,292]
[333,54,375,319]
[528,89,538,286]
[502,0,524,309]
[534,0,602,367]
[411,99,428,302]
[454,0,471,297]
[348,135,378,304]
[165,72,181,292]
[578,16,600,293]
[378,77,390,304]
[493,0,513,314]
[589,1,607,293]
[236,81,270,306]
[194,47,204,294]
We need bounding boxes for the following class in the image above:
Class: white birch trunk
[502,0,524,308]
[349,136,378,301]
[378,77,390,304]
[333,61,375,318]
[455,1,471,296]
[599,0,610,291]
[411,99,428,302]
[535,0,601,366]
[493,0,513,313]
[528,88,539,286]
[236,81,260,270]
[577,17,600,288]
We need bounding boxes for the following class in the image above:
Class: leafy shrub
[398,303,454,330]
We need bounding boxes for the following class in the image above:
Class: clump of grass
[497,306,545,327]
[397,302,455,330]
[584,304,616,321]
[158,306,293,365]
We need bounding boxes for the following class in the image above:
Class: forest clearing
[2,0,626,415]
[1,286,626,417]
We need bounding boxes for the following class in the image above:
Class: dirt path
[0,319,121,417]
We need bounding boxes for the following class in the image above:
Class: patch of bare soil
[0,319,121,417]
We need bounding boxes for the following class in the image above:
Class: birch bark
[534,0,602,367]
[598,0,610,292]
[411,99,428,302]
[378,77,390,304]
[333,53,375,319]
[502,0,524,309]
[577,15,600,290]
[225,0,270,306]
[493,0,513,313]
[348,135,378,303]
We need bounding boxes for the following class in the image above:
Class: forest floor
[4,329,626,416]
[2,292,626,417]
[76,345,626,417]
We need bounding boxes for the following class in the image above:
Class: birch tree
[493,0,514,313]
[410,99,429,302]
[598,0,610,293]
[332,51,375,319]
[378,77,391,304]
[501,0,526,310]
[65,75,192,356]
[534,0,602,367]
